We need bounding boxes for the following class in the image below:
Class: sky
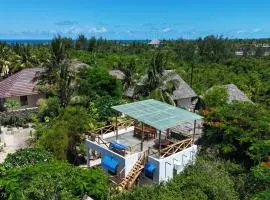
[0,0,270,40]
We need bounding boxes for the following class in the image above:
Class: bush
[0,162,108,200]
[113,156,239,200]
[2,148,54,170]
[0,109,38,127]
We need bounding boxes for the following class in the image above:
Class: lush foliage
[0,162,108,200]
[1,35,270,199]
[76,66,122,100]
[37,106,93,163]
[202,101,270,166]
[202,85,228,108]
[113,156,239,200]
[0,108,38,127]
[2,148,54,170]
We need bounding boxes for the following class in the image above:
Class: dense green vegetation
[0,35,270,199]
[0,148,108,200]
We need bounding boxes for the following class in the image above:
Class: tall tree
[135,51,179,105]
[13,44,38,71]
[36,36,74,107]
[75,34,88,50]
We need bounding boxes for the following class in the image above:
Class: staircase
[118,153,146,190]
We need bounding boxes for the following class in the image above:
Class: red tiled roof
[0,67,42,98]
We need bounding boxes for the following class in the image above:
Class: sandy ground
[0,126,34,163]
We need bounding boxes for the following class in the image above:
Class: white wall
[85,139,141,177]
[176,98,192,109]
[147,145,198,183]
[5,94,44,108]
[27,94,44,107]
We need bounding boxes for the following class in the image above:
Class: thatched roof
[165,70,197,100]
[109,69,126,80]
[222,84,252,102]
[148,39,161,45]
[124,70,197,100]
[0,67,42,98]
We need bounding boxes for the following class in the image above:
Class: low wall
[101,126,134,139]
[85,139,141,177]
[147,145,198,183]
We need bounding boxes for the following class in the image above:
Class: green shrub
[0,162,108,200]
[113,156,239,200]
[2,148,54,170]
[0,109,38,127]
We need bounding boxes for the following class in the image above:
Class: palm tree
[13,44,38,72]
[135,51,180,105]
[122,58,136,90]
[0,43,12,78]
[35,36,75,107]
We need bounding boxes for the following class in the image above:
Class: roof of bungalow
[222,84,252,102]
[112,99,203,131]
[0,67,42,98]
[148,39,161,45]
[109,69,126,80]
[125,70,197,100]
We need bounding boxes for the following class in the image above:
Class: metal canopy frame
[112,99,203,131]
[112,99,203,157]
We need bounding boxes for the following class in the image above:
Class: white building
[85,99,203,190]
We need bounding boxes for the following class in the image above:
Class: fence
[87,119,135,137]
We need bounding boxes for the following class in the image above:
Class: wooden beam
[87,147,90,167]
[140,123,144,151]
[192,120,196,143]
[116,115,118,140]
[158,130,162,157]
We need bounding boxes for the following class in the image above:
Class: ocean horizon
[0,39,150,45]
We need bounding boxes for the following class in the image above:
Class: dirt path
[0,126,34,163]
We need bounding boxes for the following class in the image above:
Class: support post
[140,123,144,151]
[87,147,90,168]
[192,120,196,144]
[158,130,162,158]
[116,115,118,141]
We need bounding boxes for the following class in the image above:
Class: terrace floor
[105,130,163,153]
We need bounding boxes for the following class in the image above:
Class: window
[20,96,28,106]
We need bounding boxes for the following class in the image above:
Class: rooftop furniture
[109,141,128,156]
[154,139,172,149]
[134,124,156,139]
[101,155,119,174]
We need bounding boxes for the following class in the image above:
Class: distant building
[148,39,161,47]
[109,69,126,80]
[0,68,44,109]
[125,70,197,110]
[235,50,244,56]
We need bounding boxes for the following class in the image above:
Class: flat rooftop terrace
[105,130,162,153]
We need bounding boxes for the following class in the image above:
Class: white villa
[85,99,203,190]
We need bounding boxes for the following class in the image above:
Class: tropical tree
[122,58,137,90]
[75,34,88,50]
[12,44,38,71]
[0,42,12,78]
[135,51,180,105]
[0,161,108,200]
[35,36,75,107]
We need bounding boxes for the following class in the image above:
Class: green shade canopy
[112,99,203,131]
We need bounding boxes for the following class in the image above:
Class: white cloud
[162,27,172,33]
[88,27,107,33]
[251,28,262,33]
